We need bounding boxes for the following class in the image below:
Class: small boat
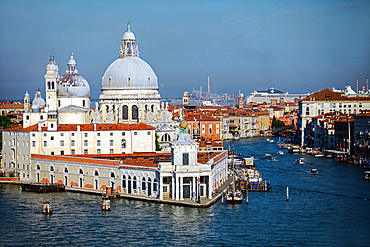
[225,190,243,204]
[270,140,274,143]
[311,169,318,175]
[266,138,270,142]
[314,154,324,158]
[364,171,370,181]
[296,159,304,164]
[264,153,271,157]
[277,151,284,155]
[271,157,278,162]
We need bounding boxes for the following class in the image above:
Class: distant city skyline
[0,0,369,101]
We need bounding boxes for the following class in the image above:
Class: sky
[0,0,369,101]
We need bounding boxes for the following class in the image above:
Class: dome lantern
[119,22,139,58]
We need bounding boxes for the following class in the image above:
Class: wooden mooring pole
[246,190,249,205]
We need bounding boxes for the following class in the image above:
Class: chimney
[357,78,359,94]
[208,76,210,95]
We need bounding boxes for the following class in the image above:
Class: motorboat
[311,169,318,175]
[314,154,325,158]
[266,138,270,142]
[225,190,243,204]
[264,153,271,157]
[277,151,284,155]
[270,140,274,143]
[296,159,304,164]
[271,157,278,162]
[364,171,370,181]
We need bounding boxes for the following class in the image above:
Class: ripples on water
[1,137,369,246]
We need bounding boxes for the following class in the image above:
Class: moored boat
[311,169,318,175]
[364,171,370,181]
[225,190,243,204]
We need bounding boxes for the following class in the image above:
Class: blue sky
[0,0,369,100]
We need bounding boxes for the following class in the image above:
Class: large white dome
[102,57,158,89]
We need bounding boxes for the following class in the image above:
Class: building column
[192,176,196,200]
[175,174,179,201]
[171,176,175,200]
[208,175,212,199]
[180,176,184,200]
[159,176,163,200]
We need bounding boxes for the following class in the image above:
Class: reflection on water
[0,137,369,246]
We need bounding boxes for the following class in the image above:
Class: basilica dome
[101,24,158,90]
[102,57,158,89]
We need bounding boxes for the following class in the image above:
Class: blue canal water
[1,137,369,246]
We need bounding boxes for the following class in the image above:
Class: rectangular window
[32,141,35,147]
[110,140,113,146]
[51,152,54,155]
[71,140,75,146]
[147,131,151,135]
[97,149,101,154]
[26,115,30,120]
[44,133,47,137]
[60,150,64,155]
[110,149,113,154]
[83,100,86,107]
[183,153,189,165]
[72,133,75,136]
[43,141,47,147]
[97,140,101,146]
[32,133,35,137]
[51,123,54,128]
[110,133,113,136]
[40,116,43,120]
[97,133,101,136]
[71,149,75,155]
[122,132,125,136]
[134,132,138,135]
[84,149,88,154]
[84,133,88,137]
[61,133,64,136]
[84,140,88,146]
[60,140,64,146]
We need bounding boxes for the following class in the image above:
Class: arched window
[79,169,83,175]
[122,105,128,120]
[36,164,40,170]
[132,105,138,120]
[153,178,157,192]
[111,172,115,178]
[47,81,51,90]
[121,138,126,148]
[142,177,146,190]
[51,82,54,89]
[106,105,109,113]
[145,105,148,112]
[50,166,54,171]
[94,170,99,176]
[64,167,68,173]
[122,175,126,188]
[133,176,137,189]
[151,105,154,112]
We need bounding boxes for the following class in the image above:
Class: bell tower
[45,55,59,113]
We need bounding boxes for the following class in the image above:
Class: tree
[272,116,284,129]
[155,133,162,151]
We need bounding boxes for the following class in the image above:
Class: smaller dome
[123,31,135,40]
[57,74,90,97]
[32,97,46,107]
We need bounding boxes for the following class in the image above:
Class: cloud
[224,16,273,25]
[337,3,361,9]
